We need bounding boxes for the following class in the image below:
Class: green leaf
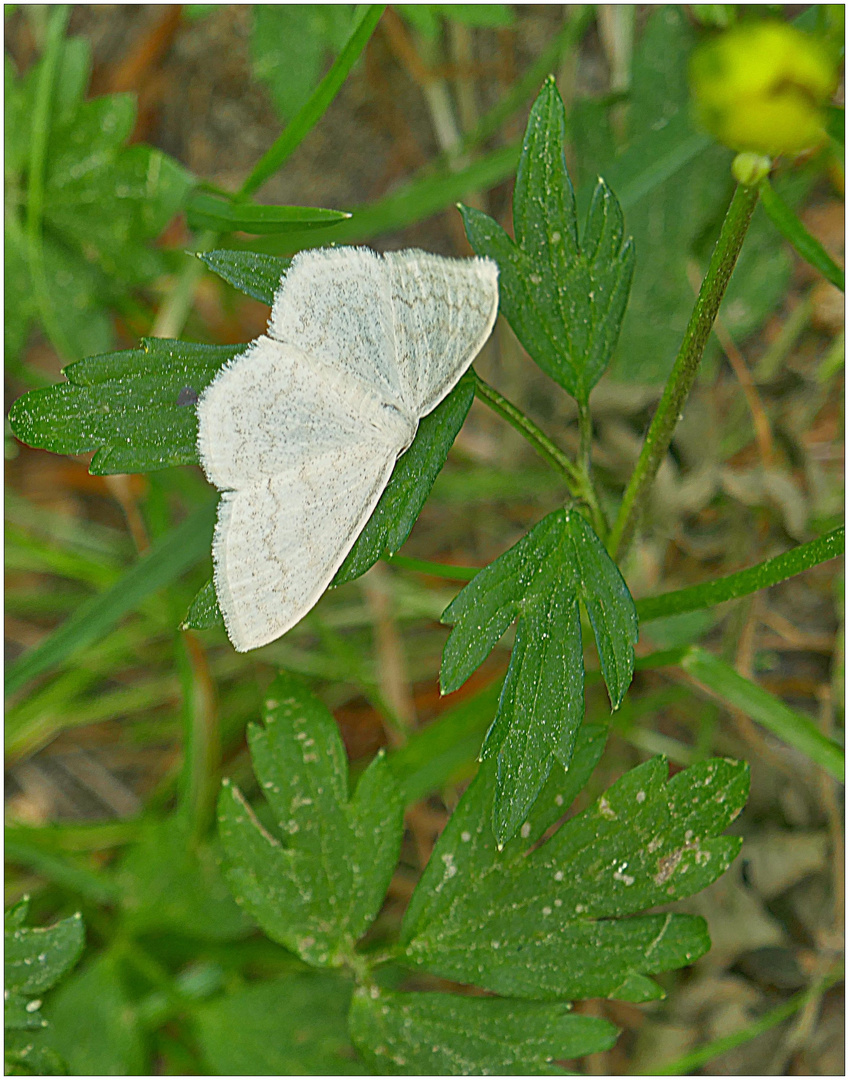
[400,752,748,1002]
[461,77,634,404]
[679,647,844,781]
[185,191,351,235]
[441,508,637,844]
[334,373,476,585]
[4,901,84,1076]
[182,579,222,631]
[4,1031,67,1076]
[637,527,845,623]
[759,177,845,291]
[197,249,291,304]
[8,338,242,474]
[218,672,404,966]
[4,499,216,703]
[568,7,793,383]
[41,953,145,1076]
[116,815,252,941]
[349,989,617,1074]
[193,972,363,1074]
[250,5,358,122]
[5,900,84,1028]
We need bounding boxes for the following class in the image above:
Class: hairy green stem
[472,371,582,493]
[575,399,607,538]
[608,182,760,560]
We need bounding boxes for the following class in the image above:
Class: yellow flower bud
[690,21,839,155]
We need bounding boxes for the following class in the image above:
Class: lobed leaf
[4,899,84,1076]
[441,508,637,844]
[218,672,404,966]
[461,77,634,404]
[4,900,84,1028]
[349,989,616,1075]
[400,752,748,1002]
[8,338,243,475]
[568,6,795,383]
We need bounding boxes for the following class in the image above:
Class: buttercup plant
[6,6,843,1074]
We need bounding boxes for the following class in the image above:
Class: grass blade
[240,5,385,198]
[637,527,844,621]
[680,647,844,781]
[185,194,350,235]
[5,500,216,699]
[760,177,845,291]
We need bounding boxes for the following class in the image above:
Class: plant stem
[575,399,608,538]
[472,371,582,492]
[608,181,760,560]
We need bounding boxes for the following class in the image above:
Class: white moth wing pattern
[384,249,499,417]
[197,335,412,651]
[212,446,397,652]
[196,245,499,652]
[267,246,406,411]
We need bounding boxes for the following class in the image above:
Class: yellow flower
[690,21,839,155]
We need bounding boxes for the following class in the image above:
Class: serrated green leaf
[568,6,793,383]
[461,77,634,404]
[441,509,637,843]
[197,249,291,304]
[186,191,350,235]
[218,672,404,966]
[8,338,243,474]
[4,903,84,1005]
[41,953,145,1076]
[334,373,475,585]
[193,973,363,1074]
[4,900,83,1075]
[400,753,748,1001]
[4,1030,68,1076]
[349,989,617,1074]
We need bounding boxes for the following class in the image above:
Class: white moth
[196,245,499,652]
